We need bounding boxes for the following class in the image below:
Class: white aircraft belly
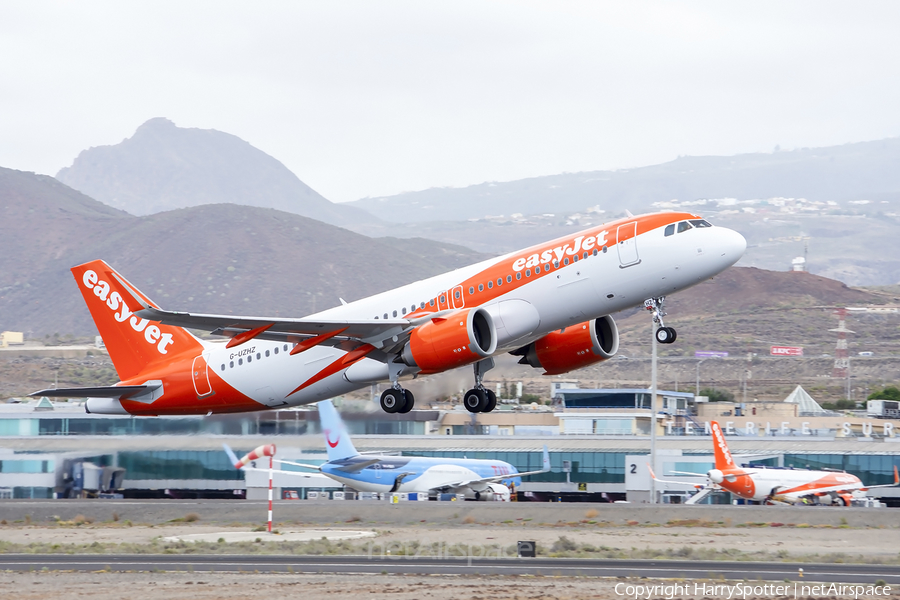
[209,341,355,407]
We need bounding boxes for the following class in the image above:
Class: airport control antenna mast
[830,308,855,400]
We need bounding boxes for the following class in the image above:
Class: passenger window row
[221,344,290,371]
[372,244,609,319]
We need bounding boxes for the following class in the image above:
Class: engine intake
[401,307,497,374]
[513,315,618,375]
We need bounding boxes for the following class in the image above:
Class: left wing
[136,304,411,351]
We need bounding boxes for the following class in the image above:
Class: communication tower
[830,308,854,381]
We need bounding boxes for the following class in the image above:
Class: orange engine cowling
[513,315,618,375]
[401,307,497,374]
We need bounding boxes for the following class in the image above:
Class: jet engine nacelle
[512,315,619,375]
[459,482,511,501]
[401,307,497,374]
[708,469,724,484]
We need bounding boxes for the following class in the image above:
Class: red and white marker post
[233,444,277,533]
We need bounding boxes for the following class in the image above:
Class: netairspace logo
[614,582,892,599]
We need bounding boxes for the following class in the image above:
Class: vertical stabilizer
[71,260,203,381]
[317,400,359,461]
[709,421,736,470]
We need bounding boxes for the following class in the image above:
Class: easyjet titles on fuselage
[512,230,609,271]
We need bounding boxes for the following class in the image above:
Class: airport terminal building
[2,392,900,505]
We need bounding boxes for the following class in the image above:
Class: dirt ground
[2,522,899,559]
[1,571,899,600]
[2,518,900,600]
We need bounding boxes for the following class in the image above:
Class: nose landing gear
[645,296,677,344]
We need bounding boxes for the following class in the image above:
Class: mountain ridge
[1,167,488,337]
[56,118,376,227]
[346,137,900,223]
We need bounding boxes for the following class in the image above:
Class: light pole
[695,358,706,397]
[649,319,657,504]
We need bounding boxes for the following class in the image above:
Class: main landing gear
[644,296,677,344]
[380,359,414,414]
[379,357,499,414]
[381,386,414,414]
[464,358,497,414]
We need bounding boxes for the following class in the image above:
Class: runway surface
[1,554,897,583]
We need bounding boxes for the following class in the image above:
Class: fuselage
[718,467,863,502]
[319,455,521,494]
[97,211,745,415]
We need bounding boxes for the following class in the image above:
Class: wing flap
[136,306,409,341]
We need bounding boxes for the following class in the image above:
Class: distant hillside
[347,137,900,223]
[55,118,375,227]
[604,266,900,367]
[0,168,489,337]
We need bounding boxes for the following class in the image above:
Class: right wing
[445,446,551,488]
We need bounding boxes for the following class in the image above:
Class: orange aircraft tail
[709,421,736,470]
[72,260,203,381]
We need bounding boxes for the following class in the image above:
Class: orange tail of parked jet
[710,421,736,471]
[71,260,203,380]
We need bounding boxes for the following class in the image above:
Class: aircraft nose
[716,226,747,266]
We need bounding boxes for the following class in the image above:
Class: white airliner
[649,421,900,505]
[226,399,551,500]
[33,211,746,415]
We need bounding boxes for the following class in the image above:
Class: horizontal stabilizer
[30,385,157,399]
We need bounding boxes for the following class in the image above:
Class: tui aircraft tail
[71,260,203,381]
[316,399,359,461]
[709,421,736,470]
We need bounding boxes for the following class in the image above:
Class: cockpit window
[664,224,675,237]
[689,219,712,228]
[677,221,692,233]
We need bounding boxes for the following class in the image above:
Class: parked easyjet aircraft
[649,421,900,505]
[225,399,551,500]
[33,211,745,416]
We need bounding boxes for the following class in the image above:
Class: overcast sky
[2,1,900,203]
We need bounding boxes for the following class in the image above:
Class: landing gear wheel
[655,326,677,344]
[464,388,487,413]
[380,388,407,414]
[397,389,415,414]
[484,389,497,413]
